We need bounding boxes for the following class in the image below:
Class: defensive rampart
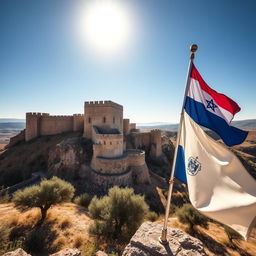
[25,113,84,141]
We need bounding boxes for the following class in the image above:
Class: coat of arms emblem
[187,156,201,176]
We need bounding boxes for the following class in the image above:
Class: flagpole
[160,44,198,244]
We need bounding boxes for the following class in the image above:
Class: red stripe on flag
[190,64,241,115]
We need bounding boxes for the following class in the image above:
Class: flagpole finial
[190,44,198,60]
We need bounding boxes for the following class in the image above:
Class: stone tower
[83,101,123,139]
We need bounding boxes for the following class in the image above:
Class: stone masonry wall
[40,116,73,135]
[73,114,84,131]
[91,154,128,174]
[25,113,84,141]
[83,101,123,139]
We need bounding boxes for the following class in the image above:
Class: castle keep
[24,101,163,186]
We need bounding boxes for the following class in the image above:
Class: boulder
[3,248,31,256]
[122,222,206,256]
[50,248,81,256]
[95,251,108,256]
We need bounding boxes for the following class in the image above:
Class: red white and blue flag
[184,64,248,146]
[174,64,256,239]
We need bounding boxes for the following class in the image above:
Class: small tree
[88,186,149,240]
[13,176,75,224]
[74,193,92,209]
[176,203,208,231]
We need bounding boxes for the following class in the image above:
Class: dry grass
[0,203,93,255]
[157,217,256,256]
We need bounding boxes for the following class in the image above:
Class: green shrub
[13,176,75,224]
[146,211,158,222]
[224,225,242,243]
[88,186,149,240]
[176,204,208,231]
[74,193,92,208]
[24,227,45,253]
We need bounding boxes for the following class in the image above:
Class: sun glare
[77,1,132,56]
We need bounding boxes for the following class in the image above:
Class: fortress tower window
[103,117,106,123]
[113,117,115,124]
[110,142,112,145]
[88,117,91,123]
[104,141,106,145]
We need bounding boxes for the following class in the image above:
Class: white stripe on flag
[188,78,233,123]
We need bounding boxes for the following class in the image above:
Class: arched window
[104,141,106,145]
[110,141,112,145]
[103,117,106,123]
[88,117,91,123]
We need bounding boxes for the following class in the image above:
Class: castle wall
[150,129,162,157]
[129,123,136,132]
[90,169,132,188]
[127,149,145,166]
[25,113,49,141]
[73,114,84,132]
[92,132,123,158]
[40,116,73,136]
[25,112,84,141]
[126,132,151,150]
[91,154,128,174]
[123,119,130,136]
[84,101,123,139]
[127,150,151,184]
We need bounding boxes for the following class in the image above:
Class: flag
[185,64,248,146]
[174,64,256,239]
[175,112,256,239]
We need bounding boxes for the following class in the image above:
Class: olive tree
[13,176,75,224]
[88,186,149,240]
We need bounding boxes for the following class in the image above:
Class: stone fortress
[25,101,164,187]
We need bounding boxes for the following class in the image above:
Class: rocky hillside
[0,132,88,187]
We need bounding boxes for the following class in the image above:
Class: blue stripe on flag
[185,97,248,146]
[174,145,187,184]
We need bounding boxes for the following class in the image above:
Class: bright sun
[77,1,132,56]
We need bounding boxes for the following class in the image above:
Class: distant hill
[0,118,25,123]
[0,122,25,129]
[138,119,256,131]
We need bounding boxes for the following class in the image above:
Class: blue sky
[0,0,255,123]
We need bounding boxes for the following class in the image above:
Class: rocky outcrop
[48,137,93,179]
[3,248,81,256]
[3,248,31,256]
[122,222,206,256]
[50,248,81,256]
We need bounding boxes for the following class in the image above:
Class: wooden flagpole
[159,44,198,244]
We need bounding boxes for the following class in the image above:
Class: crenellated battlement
[26,112,49,117]
[151,129,161,133]
[42,115,73,119]
[73,114,84,117]
[25,112,83,141]
[85,100,123,110]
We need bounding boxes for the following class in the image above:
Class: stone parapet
[85,100,123,110]
[127,149,145,166]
